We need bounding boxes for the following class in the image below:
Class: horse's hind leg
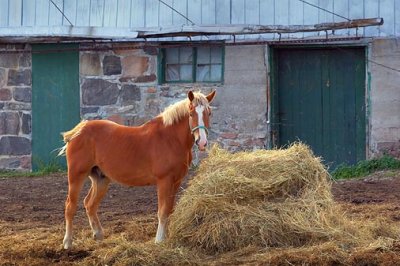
[63,169,87,250]
[84,168,110,241]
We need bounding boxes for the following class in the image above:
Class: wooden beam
[0,18,383,42]
[137,18,384,38]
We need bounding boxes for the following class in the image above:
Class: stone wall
[79,44,268,153]
[369,38,400,158]
[79,44,157,125]
[212,45,268,151]
[2,43,267,171]
[0,45,32,170]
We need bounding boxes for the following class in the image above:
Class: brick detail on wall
[0,45,32,171]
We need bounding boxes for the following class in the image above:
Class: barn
[0,0,399,171]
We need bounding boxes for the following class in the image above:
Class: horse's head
[188,90,216,151]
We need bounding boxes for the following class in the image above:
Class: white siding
[303,0,319,37]
[289,0,303,38]
[146,0,159,27]
[172,0,188,25]
[231,0,245,40]
[131,0,145,27]
[0,0,9,26]
[275,0,289,40]
[103,0,118,27]
[90,0,105,27]
[1,0,398,38]
[245,0,259,39]
[8,0,22,26]
[334,0,349,36]
[22,0,36,26]
[35,0,49,26]
[116,0,130,27]
[318,0,334,24]
[231,0,245,24]
[260,0,275,40]
[364,0,380,36]
[216,0,230,24]
[63,0,77,26]
[396,0,400,36]
[380,0,395,37]
[348,0,363,35]
[76,0,90,26]
[187,0,202,40]
[48,0,63,26]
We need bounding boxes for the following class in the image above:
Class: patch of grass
[332,155,400,180]
[0,161,65,178]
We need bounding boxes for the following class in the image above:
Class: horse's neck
[163,116,194,149]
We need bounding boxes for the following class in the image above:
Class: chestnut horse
[59,90,216,249]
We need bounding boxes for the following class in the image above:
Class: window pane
[166,48,179,64]
[210,64,222,81]
[211,47,222,63]
[163,46,223,83]
[166,64,179,81]
[196,65,210,82]
[180,64,193,81]
[197,47,210,64]
[180,48,193,64]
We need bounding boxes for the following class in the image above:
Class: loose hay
[167,143,397,254]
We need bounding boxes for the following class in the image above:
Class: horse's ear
[188,90,195,102]
[206,90,216,103]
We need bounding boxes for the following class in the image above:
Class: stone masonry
[79,44,220,132]
[79,44,267,154]
[0,43,278,170]
[0,44,32,170]
[80,44,174,126]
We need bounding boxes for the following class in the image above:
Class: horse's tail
[58,120,88,156]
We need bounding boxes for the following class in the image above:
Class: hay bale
[168,143,354,254]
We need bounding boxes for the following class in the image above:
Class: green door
[32,44,80,170]
[273,47,366,169]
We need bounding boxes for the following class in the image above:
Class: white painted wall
[369,38,400,157]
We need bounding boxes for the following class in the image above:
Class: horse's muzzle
[196,138,207,151]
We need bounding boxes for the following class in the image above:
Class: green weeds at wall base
[332,155,400,180]
[0,161,65,178]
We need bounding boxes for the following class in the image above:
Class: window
[161,46,224,83]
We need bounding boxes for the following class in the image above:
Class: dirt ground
[1,170,400,265]
[0,173,158,228]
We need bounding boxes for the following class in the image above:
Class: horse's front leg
[155,176,181,243]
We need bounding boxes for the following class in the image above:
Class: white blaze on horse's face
[195,105,208,150]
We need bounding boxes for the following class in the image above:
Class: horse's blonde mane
[161,92,209,126]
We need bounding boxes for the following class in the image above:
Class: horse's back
[68,120,156,182]
[66,118,189,186]
[65,120,126,163]
[84,119,121,133]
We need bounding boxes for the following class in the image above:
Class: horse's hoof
[154,238,164,244]
[63,238,72,250]
[93,232,104,241]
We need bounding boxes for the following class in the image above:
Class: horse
[59,90,216,249]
